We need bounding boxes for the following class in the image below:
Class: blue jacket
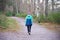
[25,15,33,26]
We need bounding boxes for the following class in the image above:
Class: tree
[34,0,36,14]
[0,0,6,12]
[52,0,54,12]
[45,0,48,17]
[15,0,18,14]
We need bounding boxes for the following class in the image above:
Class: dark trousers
[27,25,31,33]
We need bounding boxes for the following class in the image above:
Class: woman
[25,15,33,35]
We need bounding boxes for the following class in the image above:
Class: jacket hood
[26,15,32,19]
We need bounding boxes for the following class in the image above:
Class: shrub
[36,12,60,24]
[16,13,27,18]
[0,15,8,28]
[37,14,45,23]
[5,11,12,16]
[0,11,3,14]
[32,14,46,23]
[32,14,36,19]
[48,12,60,24]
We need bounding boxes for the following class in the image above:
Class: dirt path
[0,17,60,40]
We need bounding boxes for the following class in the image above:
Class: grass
[40,23,60,32]
[0,18,21,32]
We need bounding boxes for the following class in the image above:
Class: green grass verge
[0,18,21,32]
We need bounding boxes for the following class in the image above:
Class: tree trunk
[45,0,48,17]
[34,0,36,14]
[0,0,6,11]
[52,0,54,12]
[15,0,18,14]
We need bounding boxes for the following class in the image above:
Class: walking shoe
[29,32,31,35]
